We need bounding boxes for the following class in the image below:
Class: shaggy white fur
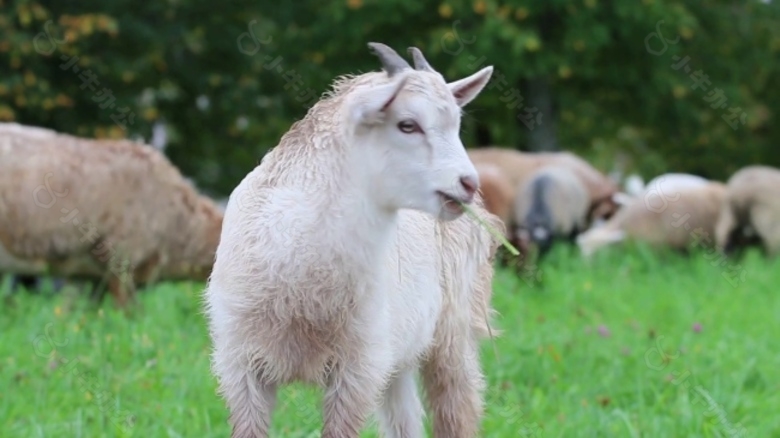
[204,43,502,438]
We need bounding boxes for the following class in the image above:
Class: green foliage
[1,0,779,195]
[2,247,779,436]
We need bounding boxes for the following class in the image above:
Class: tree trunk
[474,123,492,147]
[524,76,558,152]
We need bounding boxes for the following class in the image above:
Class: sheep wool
[0,122,224,306]
[467,147,620,223]
[577,181,727,257]
[715,165,780,256]
[513,165,590,255]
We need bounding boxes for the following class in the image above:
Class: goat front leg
[216,351,278,438]
[421,338,485,438]
[377,367,424,438]
[321,338,393,438]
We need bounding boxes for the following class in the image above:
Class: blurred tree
[1,0,778,196]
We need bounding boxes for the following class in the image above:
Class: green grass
[2,245,779,437]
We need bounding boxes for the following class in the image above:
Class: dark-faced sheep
[467,147,622,225]
[715,165,780,257]
[0,122,224,306]
[513,165,590,259]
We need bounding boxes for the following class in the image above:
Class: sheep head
[589,193,623,224]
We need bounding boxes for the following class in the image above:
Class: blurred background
[3,0,779,199]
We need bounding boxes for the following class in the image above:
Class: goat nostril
[460,175,478,195]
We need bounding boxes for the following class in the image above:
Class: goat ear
[447,66,493,108]
[348,74,409,126]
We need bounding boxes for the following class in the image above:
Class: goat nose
[460,175,478,197]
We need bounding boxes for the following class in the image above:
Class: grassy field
[2,244,778,437]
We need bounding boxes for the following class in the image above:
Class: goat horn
[407,46,435,72]
[367,42,411,77]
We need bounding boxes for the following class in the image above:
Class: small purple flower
[598,325,611,338]
[621,347,630,356]
[692,322,702,333]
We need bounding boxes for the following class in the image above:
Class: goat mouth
[436,191,469,215]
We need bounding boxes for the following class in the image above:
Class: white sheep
[204,43,500,438]
[620,172,709,207]
[576,181,726,257]
[0,122,224,306]
[715,165,780,256]
[513,165,590,258]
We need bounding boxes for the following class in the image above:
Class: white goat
[204,43,500,438]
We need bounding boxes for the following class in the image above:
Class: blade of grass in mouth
[458,201,520,256]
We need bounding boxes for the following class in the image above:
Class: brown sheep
[473,162,514,230]
[0,122,223,306]
[715,165,780,257]
[472,161,529,266]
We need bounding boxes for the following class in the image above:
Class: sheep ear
[612,192,634,206]
[447,66,493,108]
[348,74,409,126]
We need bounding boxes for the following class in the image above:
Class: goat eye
[397,120,420,134]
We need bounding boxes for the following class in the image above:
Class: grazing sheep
[629,172,709,205]
[204,43,500,438]
[0,122,224,306]
[715,165,780,257]
[513,165,590,259]
[576,181,727,257]
[645,173,708,192]
[467,147,622,224]
[605,172,711,220]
